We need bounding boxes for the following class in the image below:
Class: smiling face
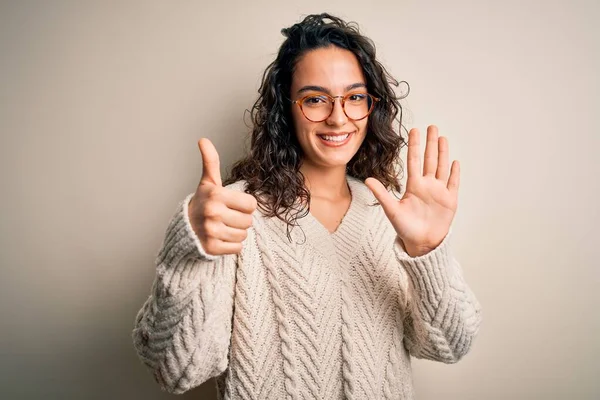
[290,46,369,171]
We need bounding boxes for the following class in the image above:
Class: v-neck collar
[304,176,363,235]
[294,176,376,267]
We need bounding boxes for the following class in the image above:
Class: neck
[300,161,350,200]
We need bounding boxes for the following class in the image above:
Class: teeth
[321,134,349,142]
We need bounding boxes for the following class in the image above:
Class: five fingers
[407,125,460,193]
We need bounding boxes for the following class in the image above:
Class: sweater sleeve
[132,194,237,394]
[394,230,482,363]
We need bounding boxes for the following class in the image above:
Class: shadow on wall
[0,303,218,400]
[74,285,220,400]
[106,275,220,399]
[30,105,251,400]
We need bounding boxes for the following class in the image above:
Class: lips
[320,133,349,142]
[317,131,354,147]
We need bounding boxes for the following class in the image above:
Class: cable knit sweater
[132,177,482,399]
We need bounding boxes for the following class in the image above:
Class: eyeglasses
[292,92,380,122]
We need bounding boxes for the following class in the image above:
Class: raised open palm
[366,125,459,257]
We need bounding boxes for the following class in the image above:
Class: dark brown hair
[225,13,408,235]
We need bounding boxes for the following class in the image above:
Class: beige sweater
[132,177,482,399]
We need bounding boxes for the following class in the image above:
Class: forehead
[291,46,365,92]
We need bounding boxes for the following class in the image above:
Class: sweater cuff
[394,229,454,312]
[156,193,219,267]
[181,193,219,261]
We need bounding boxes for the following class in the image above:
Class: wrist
[400,238,440,258]
[404,244,433,257]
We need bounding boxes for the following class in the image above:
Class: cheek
[356,118,369,138]
[291,107,306,131]
[292,109,316,140]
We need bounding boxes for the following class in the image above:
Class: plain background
[1,0,598,399]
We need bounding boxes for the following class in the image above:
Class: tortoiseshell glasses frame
[292,92,380,122]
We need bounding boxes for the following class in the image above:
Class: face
[290,46,369,170]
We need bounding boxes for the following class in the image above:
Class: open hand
[365,125,459,257]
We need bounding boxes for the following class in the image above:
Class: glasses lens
[300,93,374,121]
[344,93,372,120]
[301,95,332,122]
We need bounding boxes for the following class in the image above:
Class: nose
[325,96,348,127]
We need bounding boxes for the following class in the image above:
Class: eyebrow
[297,83,367,95]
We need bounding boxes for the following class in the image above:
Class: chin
[316,136,362,165]
[312,150,357,169]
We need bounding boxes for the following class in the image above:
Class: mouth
[317,132,354,147]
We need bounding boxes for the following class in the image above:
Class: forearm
[396,233,482,362]
[132,257,236,393]
[132,195,236,393]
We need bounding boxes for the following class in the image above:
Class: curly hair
[225,12,408,235]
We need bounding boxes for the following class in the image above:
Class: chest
[309,195,352,233]
[229,220,410,398]
[243,213,407,314]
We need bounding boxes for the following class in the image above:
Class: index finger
[222,190,258,214]
[406,128,422,179]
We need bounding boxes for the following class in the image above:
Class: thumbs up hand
[188,138,258,256]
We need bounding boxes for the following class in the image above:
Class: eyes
[348,93,367,102]
[303,93,368,106]
[305,95,328,105]
[294,91,379,122]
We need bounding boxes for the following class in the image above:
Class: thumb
[198,138,222,187]
[365,177,397,217]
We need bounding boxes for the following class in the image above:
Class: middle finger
[423,125,439,176]
[222,207,253,230]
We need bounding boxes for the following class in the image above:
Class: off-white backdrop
[1,1,598,399]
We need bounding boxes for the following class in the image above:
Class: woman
[133,13,482,400]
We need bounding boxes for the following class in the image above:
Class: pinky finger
[447,160,460,194]
[204,239,243,255]
[217,241,243,255]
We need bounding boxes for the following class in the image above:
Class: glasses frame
[292,92,380,122]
